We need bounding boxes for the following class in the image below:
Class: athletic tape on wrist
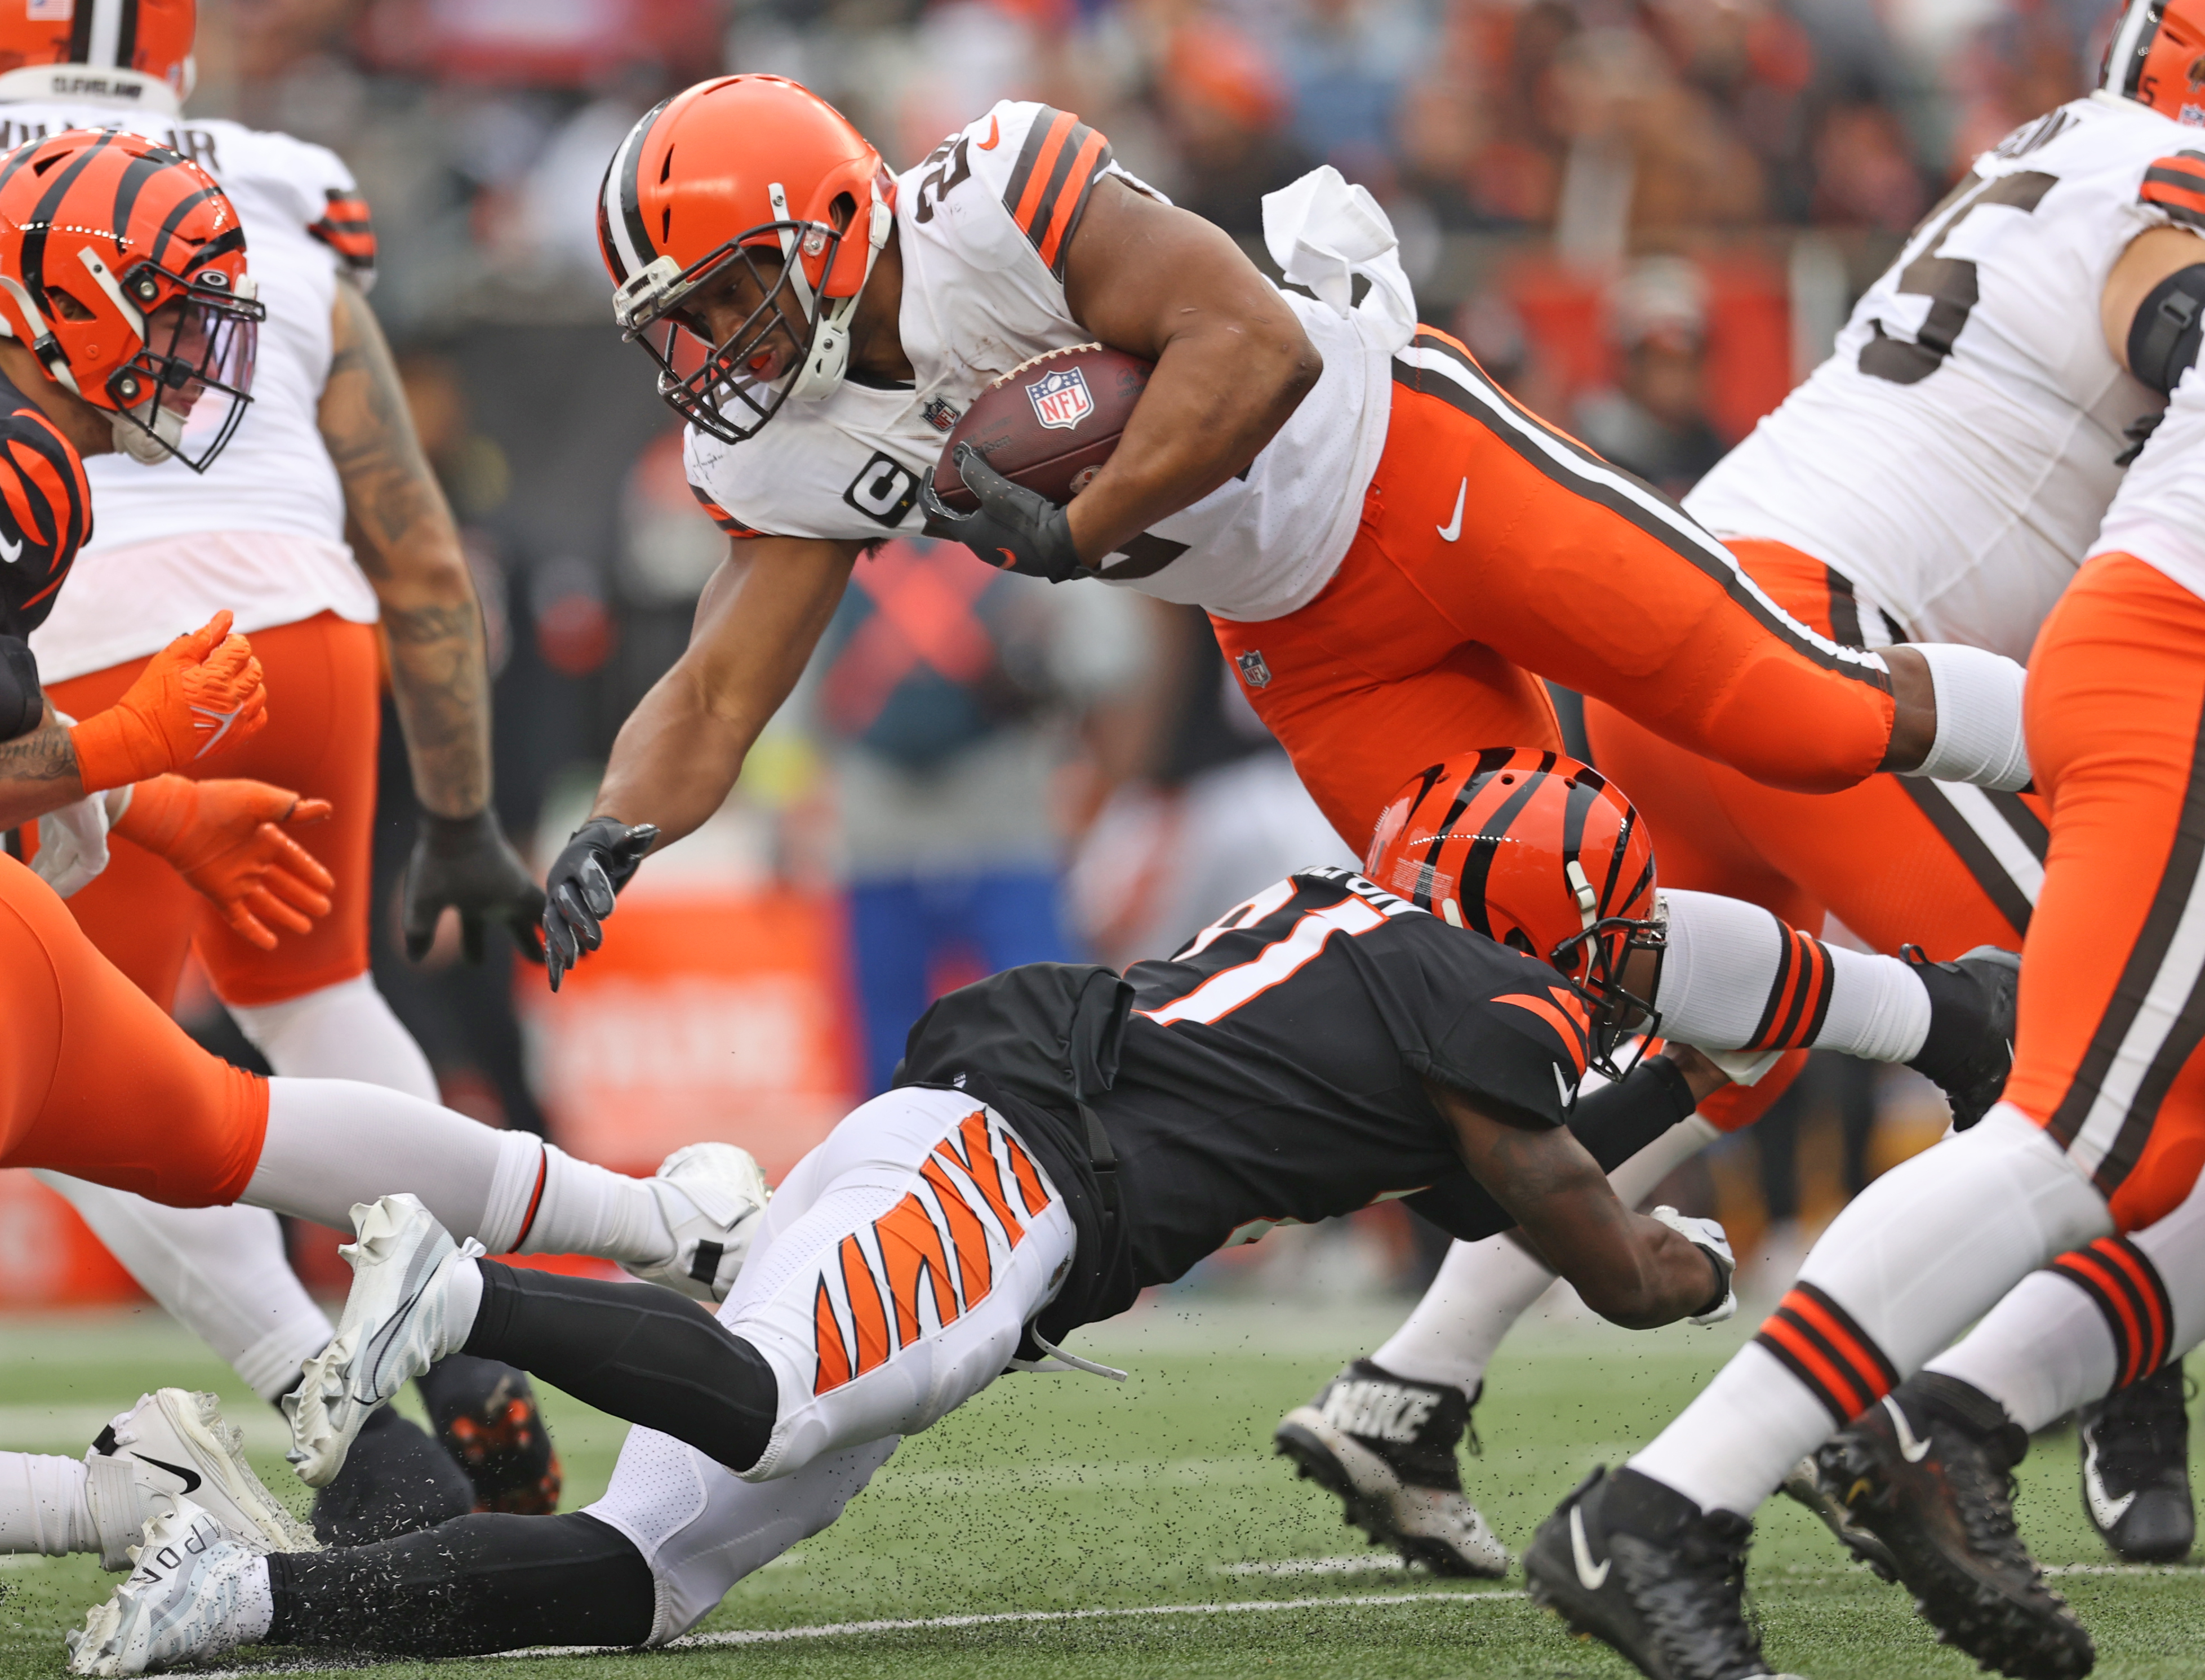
[1907,643,2031,792]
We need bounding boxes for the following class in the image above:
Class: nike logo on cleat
[1882,1397,1931,1464]
[1437,478,1466,543]
[130,1454,202,1495]
[2083,1436,2137,1528]
[1570,1504,1610,1589]
[0,530,21,565]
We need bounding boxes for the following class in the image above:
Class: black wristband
[1692,1245,1730,1318]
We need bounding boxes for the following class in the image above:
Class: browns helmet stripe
[1395,330,1888,688]
[2108,0,2163,98]
[65,0,139,69]
[597,100,667,287]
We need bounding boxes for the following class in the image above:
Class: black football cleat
[306,1401,475,1545]
[1902,945,2021,1130]
[2078,1362,2194,1563]
[416,1353,564,1515]
[1779,1454,1900,1581]
[1274,1360,1506,1577]
[1524,1465,1794,1680]
[1815,1374,2093,1680]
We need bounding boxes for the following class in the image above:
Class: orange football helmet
[0,0,197,112]
[0,128,261,470]
[2104,0,2205,125]
[597,75,895,443]
[1365,747,1663,1073]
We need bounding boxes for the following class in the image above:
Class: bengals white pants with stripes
[585,1087,1077,1642]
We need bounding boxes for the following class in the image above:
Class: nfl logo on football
[1026,366,1093,432]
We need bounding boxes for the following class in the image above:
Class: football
[931,343,1152,513]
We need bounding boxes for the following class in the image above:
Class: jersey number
[1859,170,2056,386]
[912,136,972,224]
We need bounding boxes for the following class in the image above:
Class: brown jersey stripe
[1004,108,1078,237]
[1034,128,1112,277]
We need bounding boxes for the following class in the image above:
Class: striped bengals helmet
[0,0,197,114]
[2103,0,2205,123]
[0,128,263,471]
[1366,748,1663,1072]
[597,75,895,444]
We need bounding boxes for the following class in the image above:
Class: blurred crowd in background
[166,0,2114,1302]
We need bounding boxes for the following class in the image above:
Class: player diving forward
[538,74,2037,999]
[1,0,557,1536]
[1516,167,2205,1680]
[1283,0,2205,1582]
[63,758,2027,1673]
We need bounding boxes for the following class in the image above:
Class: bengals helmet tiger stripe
[597,75,895,444]
[0,0,197,114]
[0,128,262,472]
[1365,748,1664,1075]
[2104,0,2205,124]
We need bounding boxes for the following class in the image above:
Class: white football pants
[585,1086,1078,1643]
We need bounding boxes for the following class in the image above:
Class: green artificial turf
[0,1297,2197,1678]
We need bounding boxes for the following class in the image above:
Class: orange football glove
[69,611,270,793]
[117,774,335,950]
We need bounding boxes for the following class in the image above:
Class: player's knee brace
[268,1511,654,1654]
[464,1261,779,1472]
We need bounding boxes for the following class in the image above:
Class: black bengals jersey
[0,366,89,642]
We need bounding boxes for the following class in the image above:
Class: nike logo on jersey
[1882,1395,1931,1464]
[1570,1503,1611,1589]
[130,1453,202,1495]
[0,528,22,565]
[1437,478,1466,543]
[1555,1063,1577,1110]
[978,115,1001,150]
[2082,1432,2137,1530]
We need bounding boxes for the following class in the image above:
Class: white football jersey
[681,101,1397,624]
[1687,93,2195,662]
[2091,363,2205,602]
[16,102,379,681]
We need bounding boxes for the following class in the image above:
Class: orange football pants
[43,611,380,1012]
[1583,540,2039,962]
[1208,327,1896,857]
[0,852,267,1202]
[1999,554,2205,1232]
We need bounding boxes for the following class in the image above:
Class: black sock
[268,1511,654,1654]
[463,1260,779,1472]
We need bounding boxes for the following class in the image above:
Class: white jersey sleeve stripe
[1397,334,1886,680]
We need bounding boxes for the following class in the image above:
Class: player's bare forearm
[0,707,87,827]
[590,536,859,847]
[1059,179,1321,563]
[1430,1080,1723,1329]
[319,277,494,819]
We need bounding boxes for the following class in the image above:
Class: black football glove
[543,816,660,992]
[920,443,1087,583]
[401,810,546,965]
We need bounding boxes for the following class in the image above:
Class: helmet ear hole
[828,192,856,234]
[1502,928,1536,957]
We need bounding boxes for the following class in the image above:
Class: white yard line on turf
[1211,1555,1410,1576]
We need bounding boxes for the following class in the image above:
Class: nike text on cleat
[86,1390,316,1572]
[625,1142,771,1303]
[1273,1360,1507,1578]
[283,1194,482,1490]
[2077,1362,2194,1563]
[1813,1374,2093,1680]
[1523,1466,1793,1680]
[66,1499,260,1676]
[1903,945,2021,1130]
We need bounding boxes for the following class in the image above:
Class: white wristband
[1905,643,2032,792]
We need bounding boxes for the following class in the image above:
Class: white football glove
[1651,1204,1737,1325]
[33,788,113,899]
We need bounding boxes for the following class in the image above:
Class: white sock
[1927,1270,2117,1433]
[1371,1116,1720,1397]
[32,1176,332,1403]
[1655,890,1930,1061]
[1628,1108,2110,1516]
[1905,643,2032,791]
[228,974,438,1103]
[0,1452,94,1556]
[246,1079,674,1266]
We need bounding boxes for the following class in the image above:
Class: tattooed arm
[319,277,543,959]
[1428,1078,1727,1330]
[0,706,85,829]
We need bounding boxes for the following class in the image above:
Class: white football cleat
[66,1499,261,1676]
[624,1141,770,1302]
[283,1194,482,1489]
[86,1389,317,1571]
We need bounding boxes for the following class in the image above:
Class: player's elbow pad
[0,635,42,742]
[2128,263,2205,396]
